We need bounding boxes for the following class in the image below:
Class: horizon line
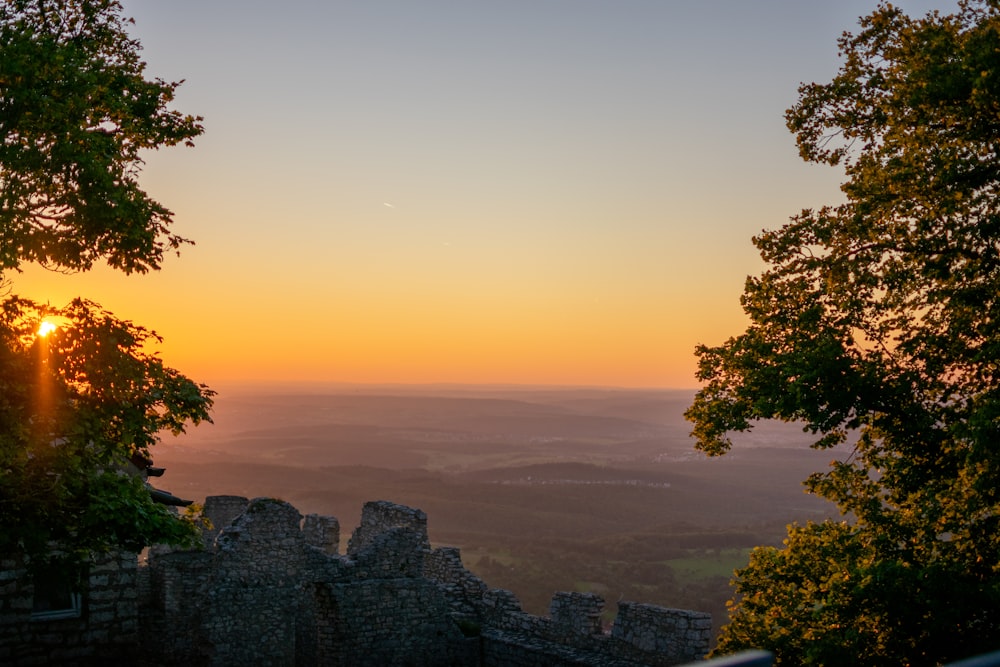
[207,379,701,395]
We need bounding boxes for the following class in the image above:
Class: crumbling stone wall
[303,513,339,555]
[347,500,429,554]
[138,498,473,666]
[476,590,711,667]
[551,592,604,636]
[206,498,316,665]
[1,497,712,666]
[199,494,252,546]
[314,578,476,665]
[424,545,489,618]
[613,601,713,663]
[138,497,332,666]
[422,547,713,667]
[0,551,139,666]
[1,496,710,666]
[138,497,710,666]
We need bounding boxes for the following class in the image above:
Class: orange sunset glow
[11,0,955,390]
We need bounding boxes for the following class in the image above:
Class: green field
[663,548,754,580]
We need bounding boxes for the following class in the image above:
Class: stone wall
[2,497,712,666]
[347,499,429,554]
[137,497,711,666]
[613,601,713,663]
[0,551,139,666]
[476,590,710,667]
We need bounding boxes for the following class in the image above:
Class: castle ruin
[2,497,712,666]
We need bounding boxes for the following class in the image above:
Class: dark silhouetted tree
[685,1,1000,663]
[0,0,213,566]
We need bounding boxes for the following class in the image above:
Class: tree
[0,0,212,567]
[0,298,213,561]
[0,0,202,274]
[685,1,1000,663]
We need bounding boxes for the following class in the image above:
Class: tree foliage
[0,0,203,273]
[0,0,212,566]
[0,297,212,560]
[685,1,1000,663]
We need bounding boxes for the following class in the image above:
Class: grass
[662,548,753,580]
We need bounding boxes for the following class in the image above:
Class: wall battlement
[1,497,712,666]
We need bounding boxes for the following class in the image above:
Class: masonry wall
[2,496,712,666]
[0,551,139,666]
[139,497,477,666]
[476,591,711,667]
[136,496,711,667]
[138,496,330,666]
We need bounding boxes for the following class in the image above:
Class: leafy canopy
[685,1,1000,663]
[0,298,212,560]
[0,0,212,565]
[0,0,203,273]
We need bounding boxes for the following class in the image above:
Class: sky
[16,0,958,389]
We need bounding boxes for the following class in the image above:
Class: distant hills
[154,386,845,627]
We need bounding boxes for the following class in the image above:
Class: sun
[37,320,58,338]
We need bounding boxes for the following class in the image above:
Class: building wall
[0,551,139,666]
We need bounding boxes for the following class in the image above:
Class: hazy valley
[153,385,846,630]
